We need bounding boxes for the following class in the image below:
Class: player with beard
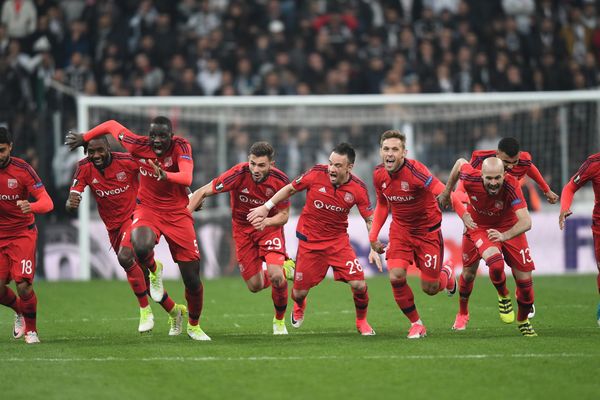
[187,141,295,334]
[66,136,184,334]
[368,130,456,339]
[248,143,381,336]
[439,157,537,336]
[0,127,53,344]
[65,117,209,341]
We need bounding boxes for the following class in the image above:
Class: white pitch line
[3,353,599,363]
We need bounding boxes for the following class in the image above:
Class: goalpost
[75,91,600,279]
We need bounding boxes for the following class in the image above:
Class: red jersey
[459,163,527,229]
[212,162,290,232]
[570,152,600,223]
[96,126,193,211]
[470,149,550,192]
[71,152,140,231]
[291,165,373,244]
[373,159,442,230]
[0,157,45,235]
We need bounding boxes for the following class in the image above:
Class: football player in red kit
[0,127,53,344]
[187,141,295,334]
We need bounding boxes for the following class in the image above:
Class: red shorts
[108,218,133,252]
[233,227,286,281]
[463,228,535,272]
[386,224,444,281]
[0,226,38,283]
[293,237,363,291]
[132,206,200,262]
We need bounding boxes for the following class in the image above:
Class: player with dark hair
[248,142,381,336]
[439,157,537,336]
[66,136,184,334]
[65,117,210,341]
[187,141,295,334]
[0,127,54,344]
[368,130,456,339]
[469,137,558,204]
[559,153,600,326]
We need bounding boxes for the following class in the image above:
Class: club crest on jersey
[116,171,127,181]
[265,188,274,197]
[215,181,224,191]
[401,181,410,191]
[495,200,504,209]
[7,178,17,189]
[164,157,173,168]
[344,192,354,203]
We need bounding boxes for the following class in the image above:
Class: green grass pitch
[0,274,598,399]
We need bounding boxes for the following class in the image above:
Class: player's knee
[422,282,438,296]
[117,248,135,270]
[292,289,307,303]
[16,281,32,297]
[247,283,262,293]
[462,267,477,282]
[0,284,6,298]
[350,280,367,292]
[268,271,284,287]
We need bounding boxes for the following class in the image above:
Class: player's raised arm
[247,183,297,224]
[526,163,558,204]
[438,158,468,208]
[187,182,216,213]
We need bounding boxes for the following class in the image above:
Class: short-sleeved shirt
[373,159,442,231]
[0,157,45,236]
[115,128,193,211]
[470,149,534,180]
[570,152,600,229]
[71,152,139,231]
[211,162,290,233]
[291,165,373,247]
[460,163,527,229]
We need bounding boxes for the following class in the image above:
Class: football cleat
[282,259,296,281]
[168,304,187,336]
[452,313,469,331]
[407,322,427,339]
[24,331,40,344]
[187,323,211,341]
[272,317,288,335]
[138,306,154,333]
[517,319,538,337]
[356,319,375,336]
[498,295,515,324]
[528,303,536,319]
[148,260,164,302]
[13,313,25,339]
[291,299,305,328]
[442,264,457,297]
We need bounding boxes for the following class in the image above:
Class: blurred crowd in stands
[1,0,598,213]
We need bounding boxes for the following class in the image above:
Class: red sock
[291,291,306,312]
[263,270,271,289]
[486,254,509,297]
[125,263,149,308]
[158,292,175,313]
[185,282,204,326]
[19,290,37,333]
[352,286,369,320]
[458,275,474,315]
[0,286,20,313]
[390,278,420,323]
[271,280,288,320]
[515,278,534,321]
[139,251,157,273]
[437,269,449,293]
